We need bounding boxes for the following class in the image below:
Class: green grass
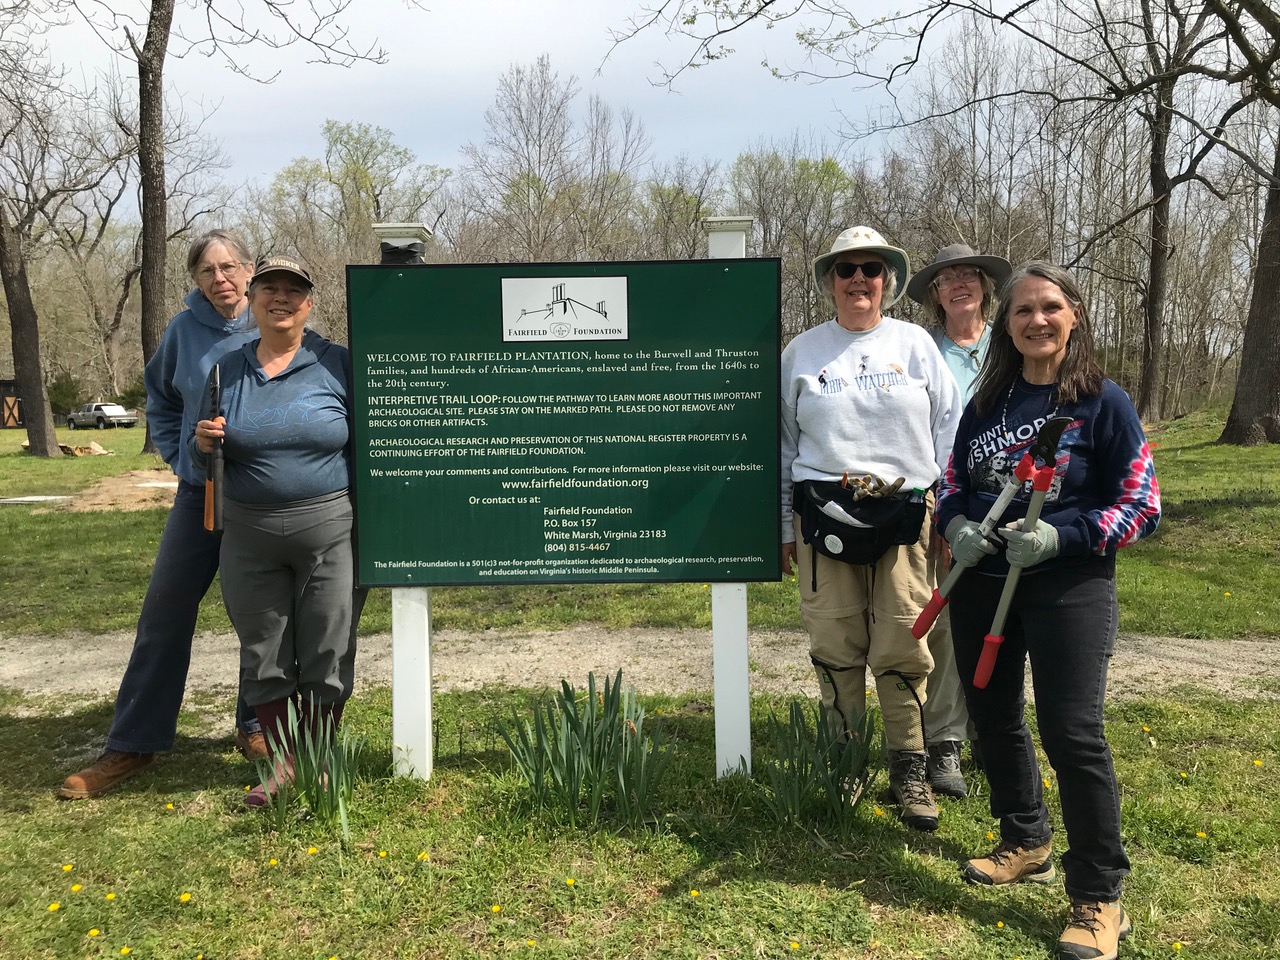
[3,686,1276,959]
[1116,406,1280,638]
[0,427,162,498]
[3,406,1276,639]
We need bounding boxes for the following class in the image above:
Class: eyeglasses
[832,261,884,280]
[931,266,981,288]
[196,261,247,282]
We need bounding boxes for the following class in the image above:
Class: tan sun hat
[812,226,911,309]
[905,243,1011,304]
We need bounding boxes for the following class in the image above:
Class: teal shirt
[929,325,989,402]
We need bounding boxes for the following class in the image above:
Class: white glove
[1001,518,1060,568]
[945,516,999,568]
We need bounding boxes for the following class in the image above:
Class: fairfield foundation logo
[500,277,629,342]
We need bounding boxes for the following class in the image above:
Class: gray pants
[220,490,361,707]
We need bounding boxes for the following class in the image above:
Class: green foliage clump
[44,371,81,416]
[499,670,673,830]
[755,701,876,837]
[254,699,366,841]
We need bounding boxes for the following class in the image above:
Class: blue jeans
[949,556,1129,902]
[105,481,258,753]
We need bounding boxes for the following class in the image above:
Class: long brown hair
[971,261,1104,416]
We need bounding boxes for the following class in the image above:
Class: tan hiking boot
[887,750,939,832]
[235,728,269,761]
[59,751,155,799]
[963,839,1055,885]
[1057,900,1131,960]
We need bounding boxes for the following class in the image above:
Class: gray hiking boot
[927,740,968,798]
[888,750,939,832]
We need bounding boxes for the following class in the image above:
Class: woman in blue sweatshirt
[61,230,265,801]
[193,254,362,808]
[936,262,1160,960]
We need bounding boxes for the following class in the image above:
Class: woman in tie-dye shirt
[936,261,1159,960]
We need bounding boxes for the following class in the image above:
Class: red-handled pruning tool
[912,416,1071,642]
[972,416,1072,688]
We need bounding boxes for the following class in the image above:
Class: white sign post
[703,216,756,777]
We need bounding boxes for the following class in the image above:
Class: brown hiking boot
[1057,900,1130,960]
[235,728,269,761]
[887,750,939,832]
[963,839,1055,885]
[59,751,155,799]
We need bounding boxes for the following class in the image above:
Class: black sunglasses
[832,261,884,279]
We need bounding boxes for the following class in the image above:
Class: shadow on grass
[0,695,272,811]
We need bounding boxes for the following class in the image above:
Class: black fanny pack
[797,480,927,576]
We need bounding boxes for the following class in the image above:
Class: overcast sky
[50,0,888,187]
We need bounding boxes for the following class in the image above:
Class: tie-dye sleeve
[1075,389,1161,555]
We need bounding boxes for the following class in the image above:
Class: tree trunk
[134,1,176,455]
[0,207,61,457]
[1219,135,1280,445]
[1136,83,1174,422]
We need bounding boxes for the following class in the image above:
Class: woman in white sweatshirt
[780,226,962,832]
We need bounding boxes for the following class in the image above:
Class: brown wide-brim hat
[811,226,911,309]
[906,243,1011,304]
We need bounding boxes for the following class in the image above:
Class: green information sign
[347,259,781,586]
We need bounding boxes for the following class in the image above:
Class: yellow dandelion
[1142,726,1151,732]
[1254,759,1262,767]
[791,942,800,950]
[121,949,132,956]
[71,884,82,892]
[105,892,116,900]
[565,877,575,886]
[997,921,1005,928]
[1196,831,1206,838]
[690,889,699,897]
[1173,943,1182,952]
[491,904,502,913]
[62,864,74,872]
[245,785,251,791]
[987,831,995,840]
[166,802,174,810]
[873,807,884,816]
[307,846,318,855]
[527,940,536,947]
[1224,592,1231,597]
[268,858,278,866]
[180,892,192,903]
[48,903,60,912]
[417,851,430,861]
[1180,772,1188,779]
[89,929,100,937]
[1043,778,1052,788]
[378,851,388,858]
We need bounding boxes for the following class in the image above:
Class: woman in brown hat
[905,243,1011,800]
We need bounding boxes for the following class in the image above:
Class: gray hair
[186,230,252,277]
[971,260,1103,414]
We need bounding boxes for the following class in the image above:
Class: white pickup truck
[67,402,139,429]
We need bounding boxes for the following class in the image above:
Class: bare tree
[614,0,1280,439]
[1,15,130,456]
[244,119,449,337]
[68,0,399,449]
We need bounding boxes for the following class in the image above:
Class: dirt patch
[62,467,178,512]
[2,626,1277,703]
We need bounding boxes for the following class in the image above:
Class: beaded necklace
[1000,376,1059,445]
